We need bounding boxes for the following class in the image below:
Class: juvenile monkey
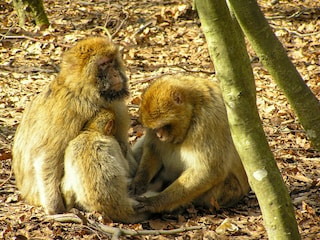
[130,75,250,213]
[61,109,148,223]
[12,37,137,215]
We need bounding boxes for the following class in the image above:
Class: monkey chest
[159,147,186,181]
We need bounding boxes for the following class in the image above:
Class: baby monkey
[131,75,250,214]
[61,109,148,223]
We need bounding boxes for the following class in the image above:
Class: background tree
[13,0,49,30]
[194,0,301,239]
[228,0,320,151]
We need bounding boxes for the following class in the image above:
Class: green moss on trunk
[13,0,49,30]
[194,0,301,239]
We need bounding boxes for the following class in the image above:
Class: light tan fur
[12,37,136,214]
[61,109,148,223]
[130,75,250,213]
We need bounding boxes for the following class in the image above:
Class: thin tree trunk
[194,0,300,239]
[228,0,320,151]
[13,0,49,30]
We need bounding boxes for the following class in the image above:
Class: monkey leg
[195,173,248,209]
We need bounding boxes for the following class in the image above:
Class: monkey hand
[133,196,156,213]
[129,179,148,196]
[44,196,66,215]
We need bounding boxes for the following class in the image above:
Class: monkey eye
[162,124,172,132]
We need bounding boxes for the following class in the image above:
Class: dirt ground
[0,0,319,239]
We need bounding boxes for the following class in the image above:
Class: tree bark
[228,0,320,151]
[13,0,49,30]
[194,0,301,239]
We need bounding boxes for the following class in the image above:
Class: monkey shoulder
[68,131,113,149]
[66,132,125,173]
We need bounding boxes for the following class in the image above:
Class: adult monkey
[130,75,250,213]
[12,37,136,214]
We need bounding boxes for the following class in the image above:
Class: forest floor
[0,0,319,239]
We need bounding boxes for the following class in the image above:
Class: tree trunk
[194,0,301,239]
[228,0,320,151]
[13,0,49,30]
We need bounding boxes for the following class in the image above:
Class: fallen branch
[130,64,214,86]
[92,26,112,40]
[44,213,87,225]
[47,212,205,240]
[269,25,320,37]
[131,21,154,38]
[266,10,305,20]
[90,220,205,240]
[173,64,214,74]
[0,65,57,73]
[0,33,71,48]
[131,74,165,85]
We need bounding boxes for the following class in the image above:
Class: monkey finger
[133,196,156,213]
[128,187,138,196]
[133,202,146,211]
[129,183,147,196]
[135,196,148,202]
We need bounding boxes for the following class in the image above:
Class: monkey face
[153,123,188,144]
[154,124,174,143]
[61,37,129,102]
[140,79,193,144]
[151,119,190,144]
[96,56,129,101]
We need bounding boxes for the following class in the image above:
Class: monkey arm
[130,145,163,195]
[135,167,221,213]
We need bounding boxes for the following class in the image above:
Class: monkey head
[85,108,116,136]
[60,37,129,101]
[139,77,195,144]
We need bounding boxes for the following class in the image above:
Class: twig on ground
[44,213,86,225]
[131,65,214,86]
[269,25,320,37]
[173,64,214,74]
[48,212,205,240]
[93,26,112,40]
[0,170,13,188]
[0,33,71,48]
[266,10,305,20]
[0,65,57,73]
[90,220,205,240]
[131,21,154,38]
[131,74,165,85]
[112,10,129,38]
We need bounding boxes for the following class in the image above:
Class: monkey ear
[172,91,183,105]
[105,120,114,135]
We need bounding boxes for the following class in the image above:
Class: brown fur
[131,75,250,213]
[12,37,136,214]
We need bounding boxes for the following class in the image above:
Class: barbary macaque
[61,109,148,223]
[130,75,250,213]
[12,37,137,215]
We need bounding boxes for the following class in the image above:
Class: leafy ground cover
[0,0,319,239]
